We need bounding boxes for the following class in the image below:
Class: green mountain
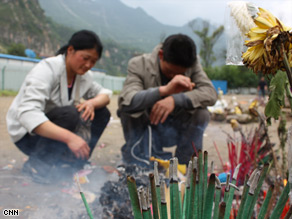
[38,0,183,52]
[38,0,226,63]
[0,0,226,76]
[0,0,142,76]
[0,0,63,56]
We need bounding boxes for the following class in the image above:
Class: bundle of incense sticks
[127,150,291,219]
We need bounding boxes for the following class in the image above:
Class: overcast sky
[120,0,292,27]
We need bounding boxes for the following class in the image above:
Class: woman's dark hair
[162,34,197,68]
[56,30,103,59]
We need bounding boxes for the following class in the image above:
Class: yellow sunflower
[242,7,292,75]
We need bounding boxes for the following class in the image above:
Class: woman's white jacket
[6,54,112,143]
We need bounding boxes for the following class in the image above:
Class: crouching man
[118,34,217,166]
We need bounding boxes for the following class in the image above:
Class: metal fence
[0,54,260,95]
[0,54,125,92]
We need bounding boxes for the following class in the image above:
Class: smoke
[1,166,115,218]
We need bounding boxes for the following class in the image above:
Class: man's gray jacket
[118,44,218,117]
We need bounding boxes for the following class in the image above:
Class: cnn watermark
[3,209,19,216]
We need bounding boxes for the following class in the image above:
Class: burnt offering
[80,164,150,218]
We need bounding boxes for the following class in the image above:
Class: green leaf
[265,71,286,121]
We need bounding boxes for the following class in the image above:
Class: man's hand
[67,134,90,160]
[76,100,95,121]
[150,96,175,125]
[159,75,195,96]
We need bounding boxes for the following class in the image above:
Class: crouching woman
[6,30,112,183]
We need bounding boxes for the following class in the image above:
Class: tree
[189,21,224,68]
[7,43,26,57]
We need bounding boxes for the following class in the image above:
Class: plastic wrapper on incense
[247,163,270,218]
[138,186,151,219]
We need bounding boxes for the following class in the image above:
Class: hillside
[0,0,142,76]
[38,0,226,64]
[38,0,179,52]
[0,0,226,76]
[0,0,62,56]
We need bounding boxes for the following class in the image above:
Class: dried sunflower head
[242,7,292,75]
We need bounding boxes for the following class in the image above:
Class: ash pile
[88,164,150,218]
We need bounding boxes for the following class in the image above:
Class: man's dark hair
[162,34,197,68]
[56,30,103,59]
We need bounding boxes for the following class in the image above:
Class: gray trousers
[120,108,210,165]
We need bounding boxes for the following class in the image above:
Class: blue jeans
[15,106,110,167]
[120,108,210,165]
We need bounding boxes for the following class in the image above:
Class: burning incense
[270,182,290,218]
[241,171,261,219]
[75,173,94,219]
[160,179,168,219]
[223,173,231,204]
[154,161,162,217]
[169,158,181,219]
[219,202,226,219]
[203,173,216,219]
[182,160,192,219]
[127,151,291,218]
[149,173,159,219]
[236,169,257,219]
[246,163,270,218]
[138,186,151,219]
[197,150,204,219]
[203,151,208,214]
[258,185,274,219]
[213,175,222,219]
[224,164,241,219]
[191,156,199,218]
[126,176,142,219]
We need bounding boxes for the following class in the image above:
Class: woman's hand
[67,134,90,159]
[76,94,111,121]
[33,120,90,160]
[76,100,95,121]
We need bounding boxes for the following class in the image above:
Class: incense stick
[75,173,94,219]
